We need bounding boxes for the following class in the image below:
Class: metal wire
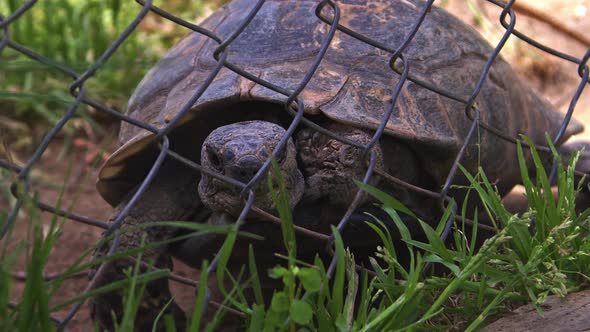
[1,0,589,329]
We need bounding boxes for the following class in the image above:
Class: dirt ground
[446,0,590,138]
[2,1,589,330]
[2,140,201,330]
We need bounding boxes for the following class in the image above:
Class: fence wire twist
[1,0,589,329]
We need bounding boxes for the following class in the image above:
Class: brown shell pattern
[97,0,582,204]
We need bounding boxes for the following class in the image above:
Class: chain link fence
[1,0,589,329]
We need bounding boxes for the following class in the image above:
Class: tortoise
[90,0,586,330]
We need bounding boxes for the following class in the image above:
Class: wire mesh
[1,0,589,329]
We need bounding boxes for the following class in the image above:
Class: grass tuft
[3,136,590,330]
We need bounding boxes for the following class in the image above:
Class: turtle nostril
[228,156,263,182]
[207,148,223,172]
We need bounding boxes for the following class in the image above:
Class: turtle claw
[558,140,590,212]
[559,140,590,175]
[89,255,186,332]
[559,140,590,189]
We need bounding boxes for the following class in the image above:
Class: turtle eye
[206,148,223,172]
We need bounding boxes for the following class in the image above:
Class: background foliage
[0,0,224,144]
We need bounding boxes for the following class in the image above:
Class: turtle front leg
[295,123,384,207]
[559,140,590,212]
[559,140,590,186]
[90,165,202,332]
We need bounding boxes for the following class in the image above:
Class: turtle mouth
[197,172,284,216]
[174,213,281,268]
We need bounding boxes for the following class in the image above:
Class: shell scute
[97,0,583,205]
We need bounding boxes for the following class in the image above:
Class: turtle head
[198,120,304,216]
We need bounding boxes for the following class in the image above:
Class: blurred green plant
[0,0,215,138]
[3,137,590,330]
[203,138,590,331]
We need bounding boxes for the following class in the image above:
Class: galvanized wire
[1,0,589,329]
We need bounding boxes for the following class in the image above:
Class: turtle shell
[97,0,582,206]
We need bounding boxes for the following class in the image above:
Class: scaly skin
[296,122,384,208]
[90,162,204,332]
[91,120,439,330]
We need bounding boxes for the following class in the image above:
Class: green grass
[7,0,589,330]
[194,140,590,331]
[207,139,590,331]
[0,0,214,139]
[1,171,70,331]
[2,138,589,331]
[2,2,588,329]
